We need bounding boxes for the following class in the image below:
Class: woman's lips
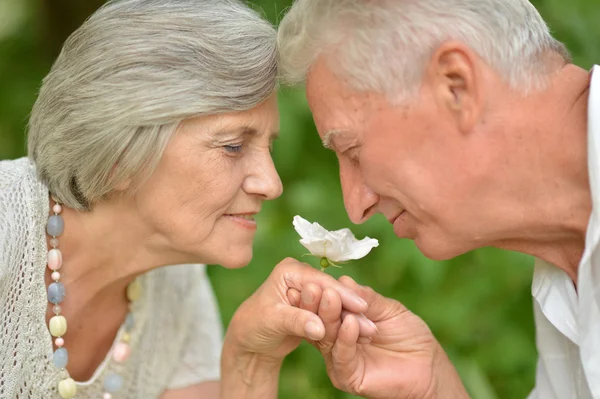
[224,214,257,230]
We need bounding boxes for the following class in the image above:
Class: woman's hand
[295,276,470,399]
[220,258,377,399]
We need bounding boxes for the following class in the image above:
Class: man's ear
[425,41,484,134]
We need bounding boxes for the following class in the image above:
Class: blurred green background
[1,0,599,398]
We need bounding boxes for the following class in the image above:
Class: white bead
[53,305,62,315]
[49,238,60,248]
[47,249,63,271]
[53,203,63,214]
[103,393,113,399]
[51,271,61,281]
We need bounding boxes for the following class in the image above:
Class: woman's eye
[224,144,243,154]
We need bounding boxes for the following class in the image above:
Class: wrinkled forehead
[306,58,367,138]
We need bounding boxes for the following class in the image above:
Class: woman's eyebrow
[211,126,279,141]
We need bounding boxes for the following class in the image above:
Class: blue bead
[47,215,64,237]
[104,373,123,393]
[125,313,134,331]
[48,282,66,304]
[53,348,68,369]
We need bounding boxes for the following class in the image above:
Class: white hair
[28,0,277,210]
[277,0,570,100]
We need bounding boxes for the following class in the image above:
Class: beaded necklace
[46,195,142,399]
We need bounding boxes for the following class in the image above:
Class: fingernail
[305,321,322,340]
[356,297,367,307]
[302,289,314,305]
[368,319,378,333]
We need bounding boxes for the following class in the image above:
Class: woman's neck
[50,194,185,318]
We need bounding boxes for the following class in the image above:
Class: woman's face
[134,94,282,268]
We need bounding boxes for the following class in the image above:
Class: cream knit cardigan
[0,158,222,398]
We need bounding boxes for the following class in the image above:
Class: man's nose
[340,167,379,224]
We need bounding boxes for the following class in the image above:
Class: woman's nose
[243,154,283,200]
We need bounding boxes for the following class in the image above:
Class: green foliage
[0,0,597,397]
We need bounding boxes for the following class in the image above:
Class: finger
[338,275,364,294]
[287,288,301,307]
[331,313,360,381]
[274,304,325,341]
[341,310,378,338]
[316,287,343,355]
[277,258,368,314]
[300,283,323,315]
[339,275,404,321]
[338,275,378,307]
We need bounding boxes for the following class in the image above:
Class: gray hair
[277,0,570,101]
[28,0,277,210]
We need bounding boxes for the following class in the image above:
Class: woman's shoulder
[145,263,209,296]
[140,263,217,325]
[0,157,45,201]
[0,157,47,275]
[0,156,47,225]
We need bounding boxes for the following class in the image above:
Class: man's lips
[388,210,405,225]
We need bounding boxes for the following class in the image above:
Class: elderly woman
[0,0,376,398]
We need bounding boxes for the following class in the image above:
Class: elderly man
[278,0,599,398]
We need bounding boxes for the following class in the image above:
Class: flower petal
[293,215,329,240]
[293,216,379,262]
[336,236,379,261]
[298,238,329,257]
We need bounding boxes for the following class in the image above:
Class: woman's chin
[215,251,253,269]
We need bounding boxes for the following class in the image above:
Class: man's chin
[414,237,469,261]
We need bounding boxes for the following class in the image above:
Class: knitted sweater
[0,158,222,398]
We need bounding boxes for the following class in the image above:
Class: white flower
[293,215,379,264]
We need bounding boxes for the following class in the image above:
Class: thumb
[274,305,326,341]
[330,313,360,389]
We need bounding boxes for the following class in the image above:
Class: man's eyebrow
[322,129,344,149]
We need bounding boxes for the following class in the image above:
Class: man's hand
[293,276,469,399]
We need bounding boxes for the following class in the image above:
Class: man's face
[306,57,499,260]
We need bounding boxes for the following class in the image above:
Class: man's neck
[490,64,592,283]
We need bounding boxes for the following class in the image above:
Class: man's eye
[346,148,360,163]
[224,144,243,153]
